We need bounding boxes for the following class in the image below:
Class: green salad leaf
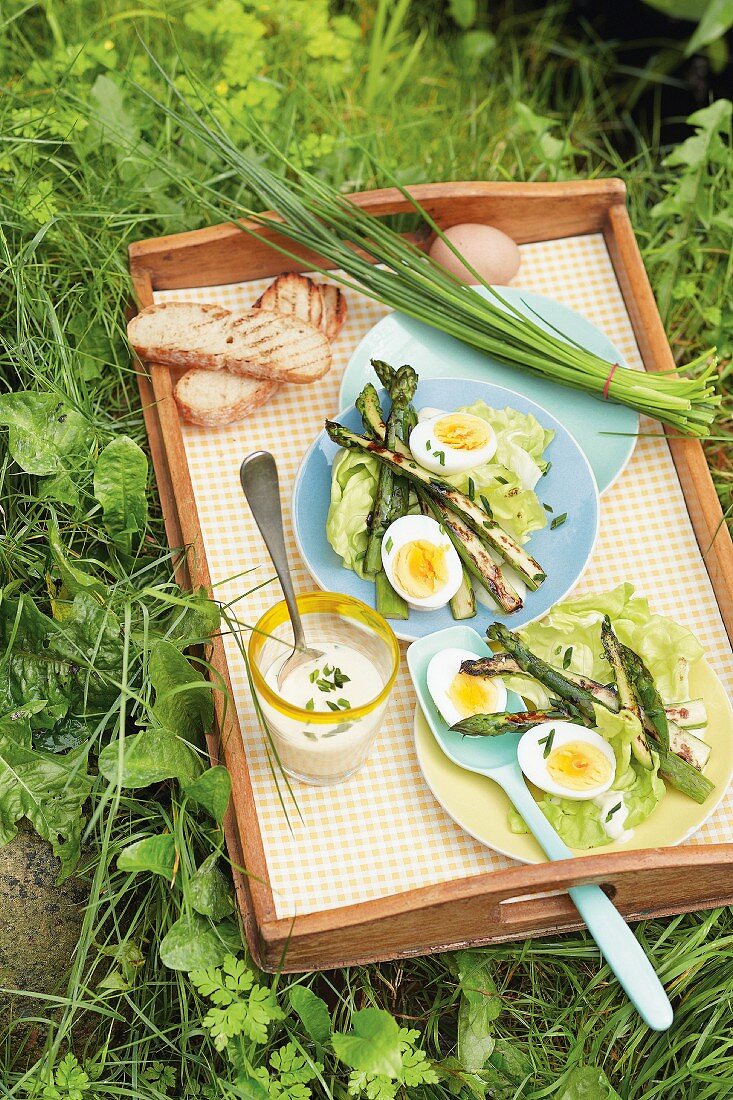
[505,584,700,847]
[326,449,380,577]
[515,583,703,703]
[326,399,553,571]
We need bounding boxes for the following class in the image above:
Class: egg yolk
[434,414,491,452]
[446,673,498,718]
[546,741,612,791]
[393,539,449,599]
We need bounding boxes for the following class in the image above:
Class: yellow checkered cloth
[155,234,733,920]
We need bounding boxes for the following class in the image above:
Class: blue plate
[340,286,637,494]
[292,377,599,642]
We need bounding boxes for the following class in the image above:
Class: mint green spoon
[408,625,673,1032]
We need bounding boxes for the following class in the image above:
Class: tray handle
[483,846,733,933]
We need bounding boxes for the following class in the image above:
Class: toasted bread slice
[128,301,332,383]
[253,273,324,330]
[320,284,348,340]
[174,369,279,426]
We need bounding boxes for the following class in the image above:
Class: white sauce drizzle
[594,791,633,843]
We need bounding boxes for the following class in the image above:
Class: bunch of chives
[135,71,720,437]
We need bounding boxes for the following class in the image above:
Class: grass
[0,0,731,1096]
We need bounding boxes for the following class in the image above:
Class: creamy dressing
[264,641,384,717]
[260,641,387,783]
[594,791,633,843]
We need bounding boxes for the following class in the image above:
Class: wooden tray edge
[127,180,733,973]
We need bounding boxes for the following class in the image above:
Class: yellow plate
[414,658,733,861]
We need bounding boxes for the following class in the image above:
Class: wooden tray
[129,180,733,972]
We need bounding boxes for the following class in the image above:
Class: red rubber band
[603,362,619,400]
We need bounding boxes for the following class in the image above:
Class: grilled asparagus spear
[452,709,572,737]
[486,623,598,724]
[450,567,477,620]
[363,366,417,576]
[425,497,522,613]
[620,642,669,753]
[654,747,714,804]
[354,375,521,612]
[459,653,710,770]
[325,422,546,589]
[462,654,704,728]
[600,616,654,769]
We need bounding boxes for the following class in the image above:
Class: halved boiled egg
[409,411,497,475]
[518,721,615,801]
[427,647,508,727]
[381,515,463,610]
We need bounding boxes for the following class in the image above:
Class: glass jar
[248,592,400,785]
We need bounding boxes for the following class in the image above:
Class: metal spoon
[240,451,323,688]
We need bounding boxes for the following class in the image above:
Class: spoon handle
[240,451,306,651]
[496,764,673,1032]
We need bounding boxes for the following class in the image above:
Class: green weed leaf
[159,913,229,972]
[98,726,202,789]
[332,1008,403,1079]
[185,765,231,824]
[0,711,92,881]
[149,639,213,738]
[117,833,177,878]
[93,436,148,554]
[455,950,502,1073]
[558,1064,621,1099]
[0,392,93,506]
[685,0,733,55]
[189,854,235,919]
[191,954,284,1047]
[288,985,331,1050]
[0,589,122,735]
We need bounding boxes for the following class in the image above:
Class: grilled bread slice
[320,283,348,340]
[253,272,324,330]
[128,301,332,383]
[175,369,279,426]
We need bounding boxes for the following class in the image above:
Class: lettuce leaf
[325,399,554,565]
[325,449,379,578]
[446,462,547,543]
[518,583,703,703]
[505,584,697,848]
[459,400,554,482]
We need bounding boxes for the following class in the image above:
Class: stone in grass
[0,825,91,1065]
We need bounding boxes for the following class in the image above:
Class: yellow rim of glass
[248,591,400,724]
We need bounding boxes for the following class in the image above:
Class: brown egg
[429,223,521,285]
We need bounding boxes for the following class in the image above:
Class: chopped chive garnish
[309,668,319,683]
[326,700,340,711]
[543,502,553,513]
[480,495,493,517]
[538,728,556,758]
[323,664,333,675]
[605,802,622,823]
[434,449,446,466]
[305,698,314,711]
[562,647,573,670]
[551,512,568,530]
[543,461,552,477]
[385,536,394,554]
[467,477,475,500]
[495,475,508,485]
[337,698,351,709]
[425,439,432,451]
